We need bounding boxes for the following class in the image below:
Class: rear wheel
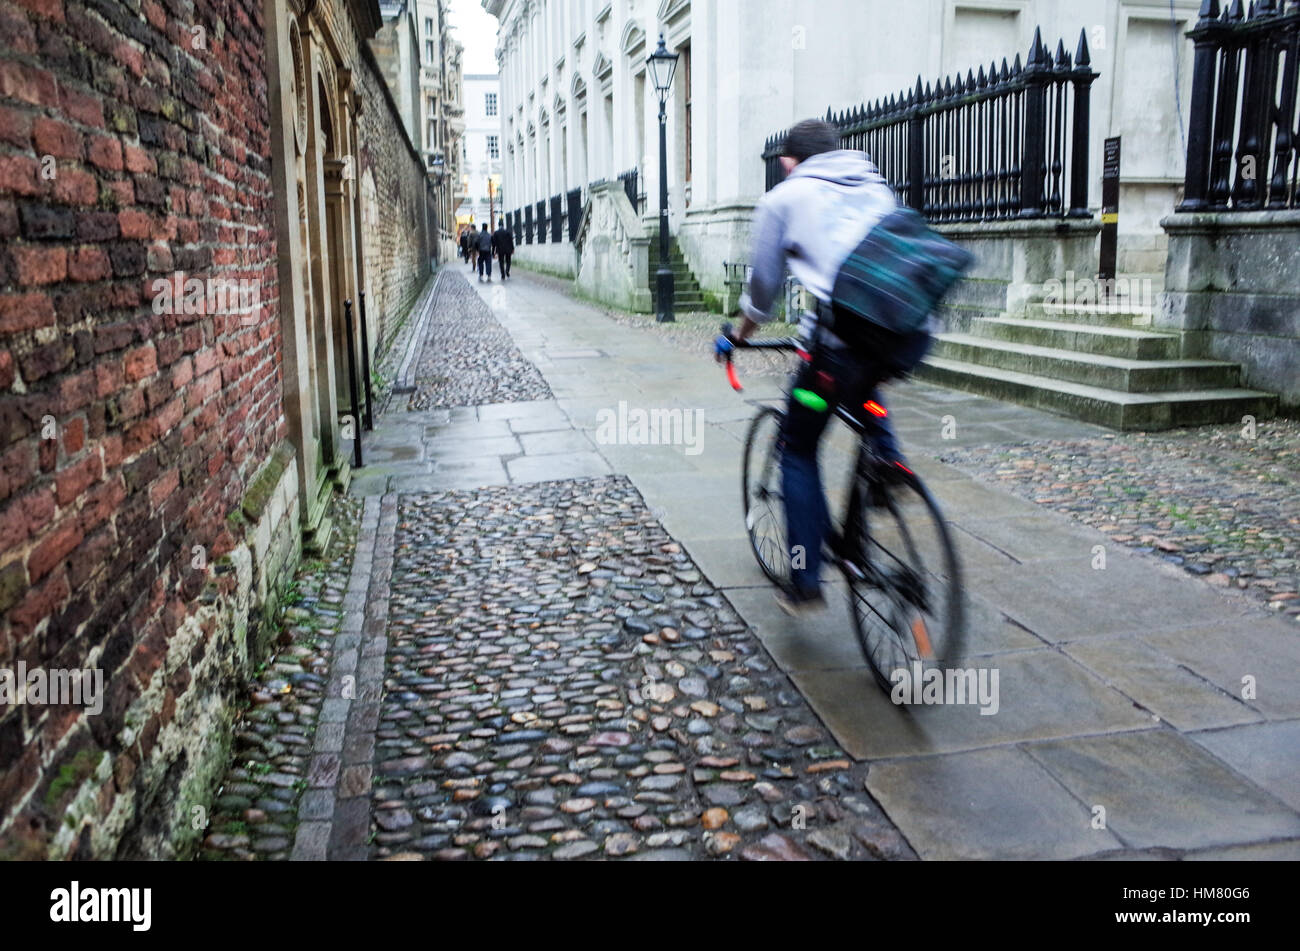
[845,466,965,694]
[742,407,791,587]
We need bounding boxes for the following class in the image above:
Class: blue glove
[714,334,734,362]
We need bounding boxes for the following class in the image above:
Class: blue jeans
[779,332,929,596]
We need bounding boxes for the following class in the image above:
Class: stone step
[1020,301,1156,328]
[931,334,1241,393]
[917,356,1276,431]
[974,317,1179,360]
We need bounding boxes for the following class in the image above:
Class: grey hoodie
[739,149,896,342]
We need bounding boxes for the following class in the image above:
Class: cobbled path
[939,419,1300,621]
[408,271,552,410]
[198,495,363,860]
[370,476,913,861]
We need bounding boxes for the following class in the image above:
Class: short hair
[782,119,840,163]
[482,222,488,228]
[498,218,504,227]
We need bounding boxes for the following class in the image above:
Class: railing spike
[915,75,924,99]
[925,80,933,99]
[1197,0,1220,17]
[1012,53,1023,75]
[955,73,965,94]
[1075,28,1091,67]
[1055,38,1069,68]
[977,64,987,88]
[989,60,999,85]
[1227,0,1244,19]
[1259,0,1276,12]
[1028,26,1045,66]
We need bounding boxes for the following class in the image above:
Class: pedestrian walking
[477,223,494,281]
[492,218,514,280]
[459,228,471,266]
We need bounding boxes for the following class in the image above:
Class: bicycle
[719,322,965,694]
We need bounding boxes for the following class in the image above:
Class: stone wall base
[1159,210,1300,410]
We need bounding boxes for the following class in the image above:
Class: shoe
[775,587,826,617]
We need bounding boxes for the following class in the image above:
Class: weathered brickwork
[356,46,433,351]
[0,0,287,859]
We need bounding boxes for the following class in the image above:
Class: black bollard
[343,298,363,468]
[359,290,374,431]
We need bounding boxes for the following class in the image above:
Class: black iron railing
[550,194,563,242]
[1181,0,1300,211]
[619,168,638,211]
[567,187,583,241]
[762,26,1098,222]
[504,173,650,245]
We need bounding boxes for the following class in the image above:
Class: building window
[425,17,434,35]
[488,135,499,159]
[485,92,498,116]
[425,39,435,62]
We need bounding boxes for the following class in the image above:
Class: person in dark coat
[476,223,493,281]
[492,218,514,280]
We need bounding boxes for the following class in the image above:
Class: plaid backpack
[825,207,973,368]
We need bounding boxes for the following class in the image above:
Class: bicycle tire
[844,466,965,694]
[741,406,791,587]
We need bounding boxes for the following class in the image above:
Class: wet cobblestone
[198,495,363,860]
[939,419,1300,620]
[409,270,552,410]
[371,475,913,861]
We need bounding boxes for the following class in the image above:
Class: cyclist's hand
[714,334,735,364]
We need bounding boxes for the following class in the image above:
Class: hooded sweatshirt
[739,149,896,344]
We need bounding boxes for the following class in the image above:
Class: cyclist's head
[782,119,840,165]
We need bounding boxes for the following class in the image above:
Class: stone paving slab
[865,745,1121,860]
[1138,623,1300,720]
[1063,638,1262,732]
[1189,720,1300,813]
[790,650,1154,760]
[1022,730,1300,851]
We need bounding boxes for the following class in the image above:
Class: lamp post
[647,34,679,323]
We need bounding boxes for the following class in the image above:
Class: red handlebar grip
[725,361,742,392]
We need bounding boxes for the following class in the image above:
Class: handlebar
[719,322,801,392]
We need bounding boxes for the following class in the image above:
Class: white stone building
[459,73,506,226]
[483,0,1201,299]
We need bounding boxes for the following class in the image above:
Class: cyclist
[720,119,930,615]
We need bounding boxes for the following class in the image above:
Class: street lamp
[647,34,679,322]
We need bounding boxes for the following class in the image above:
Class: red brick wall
[0,0,285,857]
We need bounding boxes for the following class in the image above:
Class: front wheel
[742,407,791,587]
[845,467,965,694]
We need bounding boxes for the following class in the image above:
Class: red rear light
[795,348,812,362]
[864,400,887,417]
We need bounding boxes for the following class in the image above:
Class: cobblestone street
[938,422,1300,620]
[205,267,1300,862]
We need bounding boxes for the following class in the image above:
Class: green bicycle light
[791,388,828,413]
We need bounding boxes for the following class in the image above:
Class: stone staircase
[648,237,708,312]
[918,292,1277,431]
